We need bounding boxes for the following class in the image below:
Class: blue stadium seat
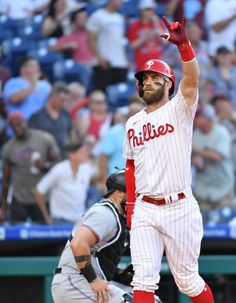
[27,14,44,30]
[3,37,36,75]
[18,14,44,41]
[106,81,137,110]
[207,207,236,225]
[120,0,139,18]
[29,48,64,82]
[0,29,13,43]
[54,59,92,87]
[18,24,43,42]
[0,16,25,36]
[36,37,58,49]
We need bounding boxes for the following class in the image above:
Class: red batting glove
[160,15,195,62]
[126,202,135,229]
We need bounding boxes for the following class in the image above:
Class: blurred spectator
[0,44,12,94]
[205,0,236,57]
[99,109,127,189]
[162,0,180,19]
[0,112,60,223]
[0,101,7,157]
[0,0,49,20]
[210,94,236,174]
[192,104,235,224]
[99,98,145,188]
[41,0,81,38]
[128,94,146,117]
[207,46,236,104]
[33,140,98,225]
[182,0,205,22]
[75,90,112,142]
[31,0,50,15]
[164,0,206,29]
[163,20,211,98]
[86,0,128,92]
[67,81,86,113]
[127,0,165,71]
[28,82,72,158]
[3,56,51,136]
[67,81,88,139]
[211,94,236,132]
[49,7,94,87]
[49,8,94,65]
[186,20,212,101]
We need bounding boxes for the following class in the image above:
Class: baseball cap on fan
[138,0,156,10]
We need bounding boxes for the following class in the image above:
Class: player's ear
[166,80,172,90]
[165,80,172,95]
[136,82,144,97]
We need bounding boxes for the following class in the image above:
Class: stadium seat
[29,48,64,82]
[27,14,44,30]
[120,0,139,18]
[207,207,236,225]
[106,81,137,110]
[54,59,92,87]
[3,37,36,75]
[36,37,58,49]
[18,24,43,42]
[18,14,44,41]
[0,15,25,36]
[0,29,13,43]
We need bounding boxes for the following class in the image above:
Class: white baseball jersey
[123,88,198,197]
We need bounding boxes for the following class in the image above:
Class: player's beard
[142,82,165,105]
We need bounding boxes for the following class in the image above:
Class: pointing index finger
[181,15,186,28]
[161,16,170,30]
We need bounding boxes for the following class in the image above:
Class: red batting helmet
[135,59,175,97]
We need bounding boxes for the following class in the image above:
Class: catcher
[51,169,162,303]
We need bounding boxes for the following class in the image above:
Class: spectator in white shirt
[205,0,236,57]
[33,140,98,225]
[0,0,49,20]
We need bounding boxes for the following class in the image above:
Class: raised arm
[10,81,37,104]
[160,16,199,105]
[211,13,236,33]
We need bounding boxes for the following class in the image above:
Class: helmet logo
[146,60,154,70]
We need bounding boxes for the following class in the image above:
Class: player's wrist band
[80,264,97,283]
[177,41,195,62]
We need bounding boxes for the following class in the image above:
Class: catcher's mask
[135,59,175,97]
[103,169,126,198]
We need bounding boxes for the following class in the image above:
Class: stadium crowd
[0,0,236,226]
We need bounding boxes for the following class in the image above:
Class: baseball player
[123,16,214,303]
[51,170,162,303]
[51,170,129,303]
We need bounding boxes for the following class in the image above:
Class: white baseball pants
[130,195,205,297]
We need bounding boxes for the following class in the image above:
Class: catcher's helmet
[135,59,175,97]
[103,169,126,198]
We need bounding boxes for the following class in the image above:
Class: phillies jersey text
[123,88,198,197]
